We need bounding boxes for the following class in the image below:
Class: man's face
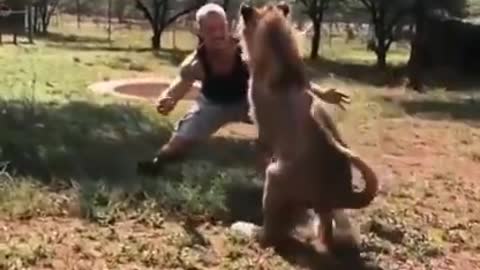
[199,12,229,51]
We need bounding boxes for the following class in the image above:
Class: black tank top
[197,44,250,105]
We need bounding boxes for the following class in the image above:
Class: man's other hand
[318,88,351,110]
[156,96,177,115]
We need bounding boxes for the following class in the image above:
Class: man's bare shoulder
[179,50,204,81]
[233,37,250,64]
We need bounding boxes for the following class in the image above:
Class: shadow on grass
[378,94,480,124]
[153,48,192,66]
[306,57,480,91]
[274,238,381,270]
[0,98,264,223]
[45,41,192,66]
[37,32,112,44]
[46,43,152,52]
[305,57,406,87]
[399,99,480,121]
[420,68,480,92]
[0,99,171,184]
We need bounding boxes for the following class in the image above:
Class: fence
[0,3,33,43]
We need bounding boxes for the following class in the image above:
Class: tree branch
[386,7,412,35]
[46,0,60,27]
[164,1,207,28]
[324,0,331,10]
[359,0,373,11]
[385,36,394,50]
[134,0,154,27]
[298,0,311,8]
[384,6,412,48]
[298,0,315,19]
[360,0,378,23]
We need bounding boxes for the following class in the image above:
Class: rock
[369,219,405,244]
[230,221,259,238]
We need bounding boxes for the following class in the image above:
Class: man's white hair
[195,3,227,24]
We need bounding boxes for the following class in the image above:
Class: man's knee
[158,135,197,159]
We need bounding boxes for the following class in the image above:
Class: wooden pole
[28,4,33,43]
[172,27,176,49]
[107,0,112,43]
[76,0,80,29]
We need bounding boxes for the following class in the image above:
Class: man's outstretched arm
[159,51,204,102]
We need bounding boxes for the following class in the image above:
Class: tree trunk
[107,0,112,42]
[27,4,34,44]
[151,29,162,50]
[376,46,387,69]
[135,0,206,50]
[310,19,321,60]
[374,3,387,69]
[407,0,426,91]
[115,0,127,23]
[308,0,327,60]
[33,6,39,33]
[223,0,230,11]
[41,6,48,34]
[76,0,81,29]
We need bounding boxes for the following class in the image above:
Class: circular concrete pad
[88,77,200,101]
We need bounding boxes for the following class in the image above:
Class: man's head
[196,3,229,52]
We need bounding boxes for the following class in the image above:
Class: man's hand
[310,86,351,110]
[320,88,351,110]
[156,96,177,115]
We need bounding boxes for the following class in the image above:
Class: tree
[407,0,468,91]
[114,0,128,23]
[33,0,60,34]
[359,0,413,69]
[441,0,467,17]
[107,0,112,42]
[134,0,207,50]
[75,0,80,29]
[297,0,331,60]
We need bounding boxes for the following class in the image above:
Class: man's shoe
[137,157,163,176]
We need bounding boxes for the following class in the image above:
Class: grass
[299,35,410,66]
[1,16,480,269]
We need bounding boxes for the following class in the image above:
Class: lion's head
[239,2,290,61]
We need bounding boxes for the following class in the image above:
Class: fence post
[27,4,33,43]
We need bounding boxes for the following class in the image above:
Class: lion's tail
[327,133,379,209]
[310,102,379,209]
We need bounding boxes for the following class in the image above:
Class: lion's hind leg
[311,209,335,253]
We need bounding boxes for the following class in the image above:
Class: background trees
[4,0,474,69]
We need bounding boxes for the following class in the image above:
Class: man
[137,3,350,176]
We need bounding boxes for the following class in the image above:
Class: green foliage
[435,0,468,17]
[3,0,29,9]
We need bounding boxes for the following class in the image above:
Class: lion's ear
[276,2,290,17]
[240,4,255,22]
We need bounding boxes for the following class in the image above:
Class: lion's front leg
[254,136,273,176]
[256,161,297,248]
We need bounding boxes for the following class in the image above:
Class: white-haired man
[137,3,349,176]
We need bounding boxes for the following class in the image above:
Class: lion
[238,3,379,252]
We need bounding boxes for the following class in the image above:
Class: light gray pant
[174,95,251,141]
